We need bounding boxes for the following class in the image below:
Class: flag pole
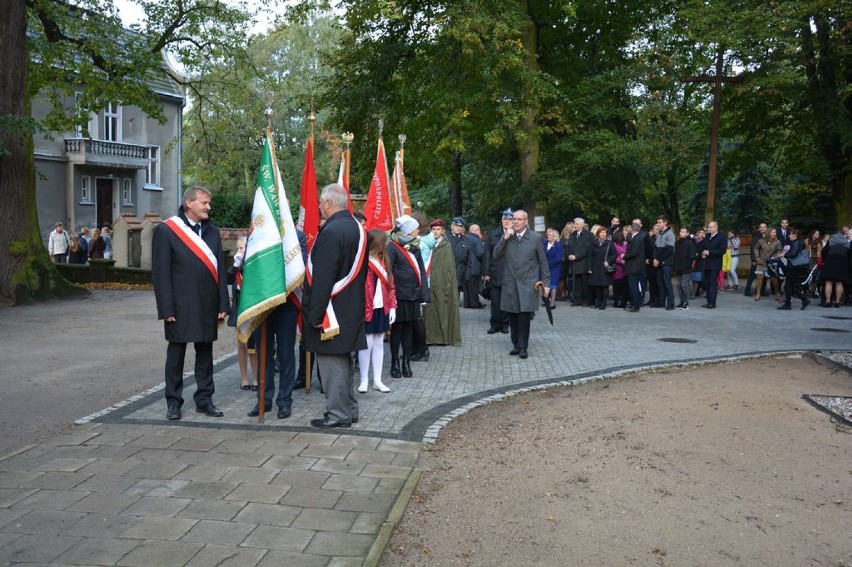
[305,109,317,395]
[342,131,353,191]
[255,108,277,423]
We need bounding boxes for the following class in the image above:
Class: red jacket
[364,262,397,321]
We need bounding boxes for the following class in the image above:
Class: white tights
[358,334,387,389]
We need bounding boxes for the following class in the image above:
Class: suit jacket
[778,229,791,248]
[569,229,593,273]
[466,233,486,278]
[302,210,367,354]
[624,231,646,275]
[699,232,728,271]
[152,213,229,343]
[493,229,550,313]
[483,227,507,284]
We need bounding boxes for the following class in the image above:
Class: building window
[145,146,160,188]
[104,102,120,142]
[81,175,91,203]
[122,178,133,206]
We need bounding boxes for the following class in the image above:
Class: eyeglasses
[512,217,527,221]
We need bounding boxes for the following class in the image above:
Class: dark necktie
[192,223,201,236]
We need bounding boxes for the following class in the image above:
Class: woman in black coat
[779,228,810,310]
[387,215,430,378]
[588,227,616,310]
[820,232,849,307]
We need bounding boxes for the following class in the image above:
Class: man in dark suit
[303,183,368,429]
[152,186,229,421]
[448,217,470,306]
[777,219,791,249]
[483,209,513,334]
[567,217,593,305]
[247,230,308,420]
[493,209,550,359]
[623,221,646,312]
[463,223,486,308]
[698,220,728,308]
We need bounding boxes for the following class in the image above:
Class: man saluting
[152,186,229,421]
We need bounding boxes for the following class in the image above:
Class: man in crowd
[493,209,549,359]
[463,223,486,308]
[303,184,367,429]
[48,222,69,263]
[448,217,471,306]
[152,186,229,420]
[778,219,791,248]
[483,209,513,334]
[623,220,646,312]
[698,220,728,309]
[652,216,676,310]
[608,216,621,237]
[566,217,593,306]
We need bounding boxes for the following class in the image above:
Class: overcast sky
[113,0,282,35]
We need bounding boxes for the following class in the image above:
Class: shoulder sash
[163,216,218,285]
[392,241,422,288]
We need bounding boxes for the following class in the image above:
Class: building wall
[33,91,184,245]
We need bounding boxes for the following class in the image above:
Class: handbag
[788,249,809,267]
[604,241,616,273]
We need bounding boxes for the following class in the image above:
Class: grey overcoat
[493,230,550,313]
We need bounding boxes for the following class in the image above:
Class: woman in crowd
[557,221,574,301]
[805,230,823,298]
[690,228,705,299]
[358,229,396,393]
[543,228,564,309]
[422,219,461,346]
[753,227,782,302]
[611,228,629,308]
[821,230,849,308]
[387,215,430,378]
[726,230,740,291]
[588,226,615,309]
[778,228,810,310]
[101,227,113,260]
[88,228,106,260]
[410,211,433,362]
[227,236,257,391]
[67,235,87,264]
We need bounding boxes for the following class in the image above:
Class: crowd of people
[151,183,852,429]
[47,222,113,264]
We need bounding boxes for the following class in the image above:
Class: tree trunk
[451,151,463,217]
[0,0,84,303]
[518,2,540,219]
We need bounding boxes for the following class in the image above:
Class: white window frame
[145,145,161,189]
[103,102,121,142]
[122,178,133,206]
[81,175,92,204]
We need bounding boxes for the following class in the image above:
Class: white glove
[233,252,245,269]
[388,308,397,325]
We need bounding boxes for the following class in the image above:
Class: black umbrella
[535,281,554,325]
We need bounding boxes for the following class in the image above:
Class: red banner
[364,137,392,231]
[299,137,320,251]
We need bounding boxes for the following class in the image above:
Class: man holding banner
[152,186,230,421]
[303,183,368,429]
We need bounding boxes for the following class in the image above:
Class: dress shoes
[277,408,291,419]
[324,411,358,423]
[487,327,500,334]
[166,405,181,420]
[519,350,529,359]
[310,417,352,429]
[509,348,520,355]
[247,404,272,417]
[196,403,224,417]
[500,327,509,334]
[390,359,402,378]
[801,298,810,310]
[410,348,430,362]
[777,304,791,310]
[702,303,716,309]
[626,306,640,313]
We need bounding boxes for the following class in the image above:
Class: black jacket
[448,232,470,286]
[483,228,507,284]
[568,230,594,273]
[624,231,646,275]
[673,237,696,275]
[466,233,486,278]
[589,239,616,287]
[388,238,430,303]
[698,232,728,271]
[302,210,367,354]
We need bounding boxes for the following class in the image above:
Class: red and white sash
[391,241,422,288]
[368,257,390,288]
[163,216,218,284]
[307,222,367,340]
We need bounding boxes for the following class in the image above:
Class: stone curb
[805,351,852,375]
[363,468,423,567]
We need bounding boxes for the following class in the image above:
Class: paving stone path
[2,293,850,566]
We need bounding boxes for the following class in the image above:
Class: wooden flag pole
[305,351,312,395]
[258,319,267,424]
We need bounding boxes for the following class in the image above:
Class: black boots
[401,358,413,378]
[410,348,430,362]
[390,358,401,378]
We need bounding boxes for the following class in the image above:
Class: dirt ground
[381,355,852,567]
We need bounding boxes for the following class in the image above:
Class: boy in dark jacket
[673,227,696,309]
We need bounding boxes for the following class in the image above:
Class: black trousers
[489,284,510,331]
[704,269,721,305]
[508,312,532,350]
[573,273,590,304]
[463,278,482,307]
[165,341,214,409]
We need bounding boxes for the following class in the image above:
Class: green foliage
[211,189,253,228]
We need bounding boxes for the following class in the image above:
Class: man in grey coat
[493,210,550,359]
